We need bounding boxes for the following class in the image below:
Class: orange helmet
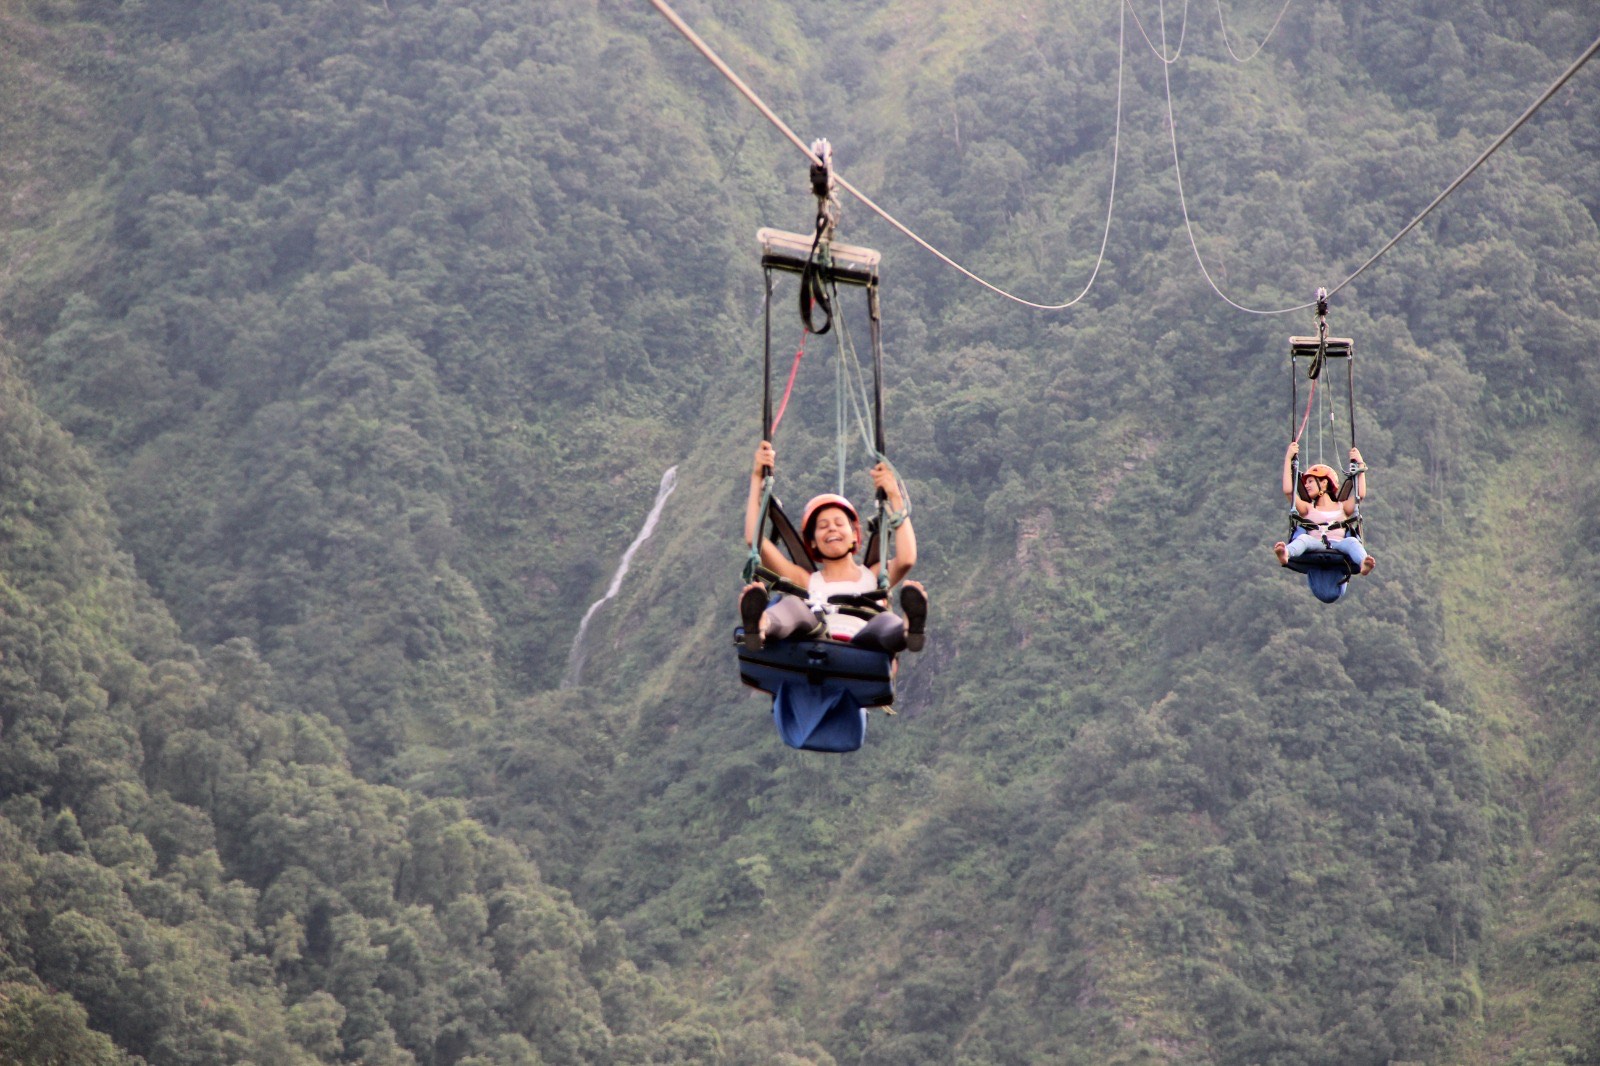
[1300,464,1340,500]
[799,494,862,561]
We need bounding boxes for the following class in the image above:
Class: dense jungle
[2,0,1600,1062]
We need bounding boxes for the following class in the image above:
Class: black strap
[748,566,888,611]
[799,213,835,335]
[1291,512,1356,533]
[763,498,815,573]
[749,566,807,600]
[1307,290,1330,380]
[1345,331,1357,452]
[1289,513,1363,544]
[800,140,837,335]
[761,268,776,444]
[828,590,888,610]
[799,265,834,335]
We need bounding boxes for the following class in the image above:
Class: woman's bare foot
[1273,542,1289,566]
[1359,556,1376,576]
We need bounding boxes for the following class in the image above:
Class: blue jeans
[1286,531,1366,569]
[1288,533,1366,603]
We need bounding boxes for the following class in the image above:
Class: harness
[748,565,889,630]
[1288,510,1362,539]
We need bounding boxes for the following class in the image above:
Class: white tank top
[808,566,880,640]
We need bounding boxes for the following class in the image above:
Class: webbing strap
[743,475,776,583]
[1289,512,1362,542]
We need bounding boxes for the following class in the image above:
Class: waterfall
[561,465,679,688]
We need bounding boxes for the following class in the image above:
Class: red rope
[769,331,808,435]
[1294,377,1317,444]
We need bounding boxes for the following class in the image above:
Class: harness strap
[748,565,806,600]
[827,590,889,610]
[748,565,889,618]
[1289,512,1362,537]
[834,605,884,623]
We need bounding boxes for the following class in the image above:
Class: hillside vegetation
[2,0,1600,1063]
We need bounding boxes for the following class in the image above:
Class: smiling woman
[1275,440,1375,601]
[740,441,924,654]
[735,439,929,752]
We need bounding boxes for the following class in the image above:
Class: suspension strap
[800,235,834,335]
[1292,288,1328,457]
[799,139,839,335]
[1344,326,1357,453]
[869,281,890,590]
[762,268,774,442]
[1307,288,1330,380]
[825,268,903,591]
[753,267,784,581]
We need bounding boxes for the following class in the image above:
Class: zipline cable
[1326,28,1600,298]
[1157,2,1316,315]
[646,0,1125,312]
[653,0,1600,322]
[1215,0,1294,63]
[1130,0,1292,64]
[1127,0,1191,64]
[645,0,822,167]
[1158,19,1600,314]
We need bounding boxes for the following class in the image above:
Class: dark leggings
[763,595,907,653]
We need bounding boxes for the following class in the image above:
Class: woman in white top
[1274,440,1376,582]
[740,440,926,653]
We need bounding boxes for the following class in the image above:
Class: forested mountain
[2,0,1599,1063]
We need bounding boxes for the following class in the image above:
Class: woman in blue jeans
[1274,440,1376,581]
